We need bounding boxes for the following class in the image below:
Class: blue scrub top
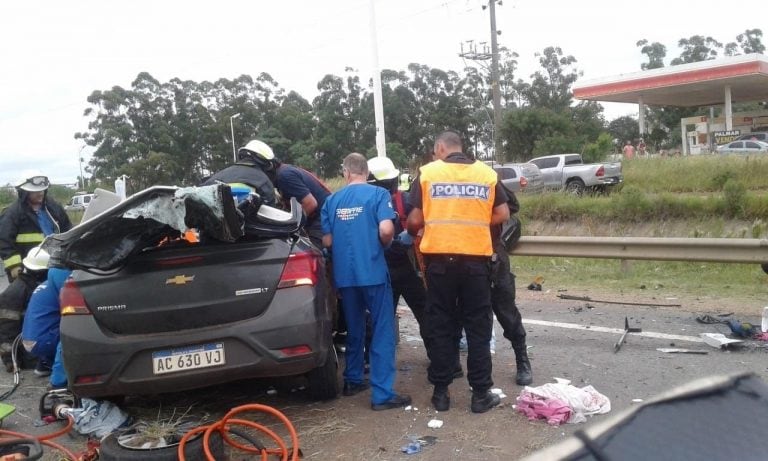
[321,183,395,288]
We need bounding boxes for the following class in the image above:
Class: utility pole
[369,0,387,157]
[458,1,504,163]
[488,0,503,164]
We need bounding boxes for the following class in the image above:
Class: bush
[614,185,653,221]
[722,179,746,218]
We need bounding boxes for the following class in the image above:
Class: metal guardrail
[511,236,768,264]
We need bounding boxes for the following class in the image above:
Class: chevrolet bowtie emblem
[166,275,195,285]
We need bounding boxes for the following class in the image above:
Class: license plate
[152,343,225,375]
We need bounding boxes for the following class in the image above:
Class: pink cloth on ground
[516,391,572,426]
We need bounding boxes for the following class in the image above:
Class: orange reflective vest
[418,159,497,256]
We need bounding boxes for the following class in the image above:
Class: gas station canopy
[573,54,768,107]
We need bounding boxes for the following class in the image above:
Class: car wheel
[565,179,586,195]
[307,346,339,401]
[98,426,224,461]
[762,263,768,275]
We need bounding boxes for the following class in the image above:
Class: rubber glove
[397,230,413,246]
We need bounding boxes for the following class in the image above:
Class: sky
[0,0,764,187]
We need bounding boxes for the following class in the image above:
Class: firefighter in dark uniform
[0,173,71,370]
[407,130,510,413]
[201,139,277,207]
[0,174,71,283]
[366,157,427,335]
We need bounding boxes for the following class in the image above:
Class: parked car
[65,193,95,211]
[493,162,545,194]
[715,140,768,154]
[44,184,338,400]
[529,153,623,194]
[733,132,768,142]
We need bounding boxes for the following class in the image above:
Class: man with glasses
[0,173,71,375]
[0,173,71,283]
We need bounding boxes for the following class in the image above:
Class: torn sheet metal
[42,185,243,271]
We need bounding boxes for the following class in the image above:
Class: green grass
[622,154,768,193]
[516,155,768,223]
[512,256,768,310]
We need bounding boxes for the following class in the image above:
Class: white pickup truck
[529,153,623,194]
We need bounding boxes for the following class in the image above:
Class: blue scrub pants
[338,281,397,405]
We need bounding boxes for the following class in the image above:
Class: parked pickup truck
[529,153,623,194]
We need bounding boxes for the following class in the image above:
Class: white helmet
[16,170,50,192]
[367,157,400,181]
[238,139,277,170]
[22,245,50,271]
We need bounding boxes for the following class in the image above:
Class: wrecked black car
[43,184,337,400]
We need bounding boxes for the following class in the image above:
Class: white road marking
[522,319,705,343]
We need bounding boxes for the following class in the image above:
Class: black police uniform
[410,152,508,393]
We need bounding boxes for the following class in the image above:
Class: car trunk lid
[74,239,293,335]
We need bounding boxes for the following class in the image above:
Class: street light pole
[77,145,86,190]
[230,113,241,162]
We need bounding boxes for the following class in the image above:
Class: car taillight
[519,176,528,189]
[596,165,605,177]
[60,279,91,315]
[278,251,318,289]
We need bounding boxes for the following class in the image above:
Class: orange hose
[178,403,299,461]
[0,415,78,460]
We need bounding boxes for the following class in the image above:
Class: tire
[565,179,586,195]
[762,263,768,275]
[99,428,224,461]
[307,346,339,401]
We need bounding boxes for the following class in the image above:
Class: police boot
[513,345,532,386]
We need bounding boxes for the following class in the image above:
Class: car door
[494,167,520,193]
[719,141,743,154]
[744,141,765,153]
[531,157,562,189]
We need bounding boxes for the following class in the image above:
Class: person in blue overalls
[321,153,411,411]
[21,249,71,388]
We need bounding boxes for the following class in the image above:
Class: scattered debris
[614,317,642,353]
[400,435,438,455]
[72,398,131,439]
[401,442,422,454]
[528,276,544,291]
[557,293,681,307]
[725,320,759,338]
[427,419,443,429]
[700,333,744,349]
[656,348,708,354]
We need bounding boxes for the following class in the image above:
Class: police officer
[491,186,533,385]
[407,131,510,413]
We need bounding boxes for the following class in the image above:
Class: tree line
[75,29,765,190]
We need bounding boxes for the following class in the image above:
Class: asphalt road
[0,276,766,459]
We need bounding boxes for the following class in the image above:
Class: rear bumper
[61,286,332,397]
[596,176,623,186]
